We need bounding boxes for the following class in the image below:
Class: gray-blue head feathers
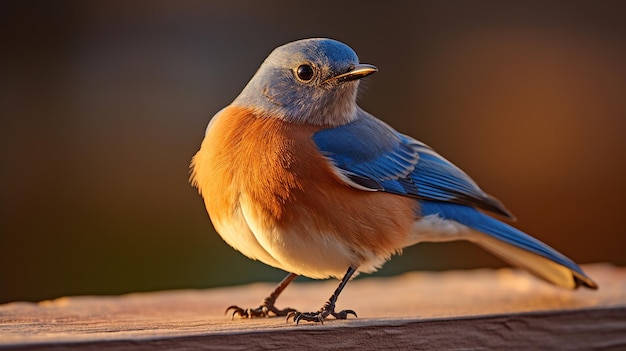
[232,38,377,126]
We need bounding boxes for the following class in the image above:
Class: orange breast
[191,106,417,276]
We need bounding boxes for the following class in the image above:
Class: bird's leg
[226,272,298,319]
[287,266,357,324]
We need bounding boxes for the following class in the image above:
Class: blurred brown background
[1,1,625,303]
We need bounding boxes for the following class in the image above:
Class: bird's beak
[324,64,378,84]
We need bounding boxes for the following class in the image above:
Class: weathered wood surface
[1,264,625,350]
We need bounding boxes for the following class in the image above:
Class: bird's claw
[287,311,324,324]
[286,309,357,325]
[225,304,296,319]
[332,309,357,320]
[225,305,265,319]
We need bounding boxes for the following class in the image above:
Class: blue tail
[420,201,597,289]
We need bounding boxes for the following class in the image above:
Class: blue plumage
[314,111,514,218]
[313,110,596,289]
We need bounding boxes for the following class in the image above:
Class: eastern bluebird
[190,38,597,324]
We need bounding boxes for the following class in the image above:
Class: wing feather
[313,109,514,219]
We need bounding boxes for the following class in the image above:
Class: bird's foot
[226,296,296,319]
[286,301,356,324]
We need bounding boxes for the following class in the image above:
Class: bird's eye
[296,64,314,81]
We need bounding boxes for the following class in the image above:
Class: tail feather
[471,231,596,289]
[420,201,598,289]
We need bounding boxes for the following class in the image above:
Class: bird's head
[233,38,377,126]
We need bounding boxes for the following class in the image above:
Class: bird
[190,38,597,324]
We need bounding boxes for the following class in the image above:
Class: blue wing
[313,110,597,289]
[313,110,514,219]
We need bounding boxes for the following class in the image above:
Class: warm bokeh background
[2,1,625,303]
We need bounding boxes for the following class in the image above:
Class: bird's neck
[232,82,360,127]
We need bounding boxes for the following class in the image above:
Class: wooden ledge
[1,264,625,350]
